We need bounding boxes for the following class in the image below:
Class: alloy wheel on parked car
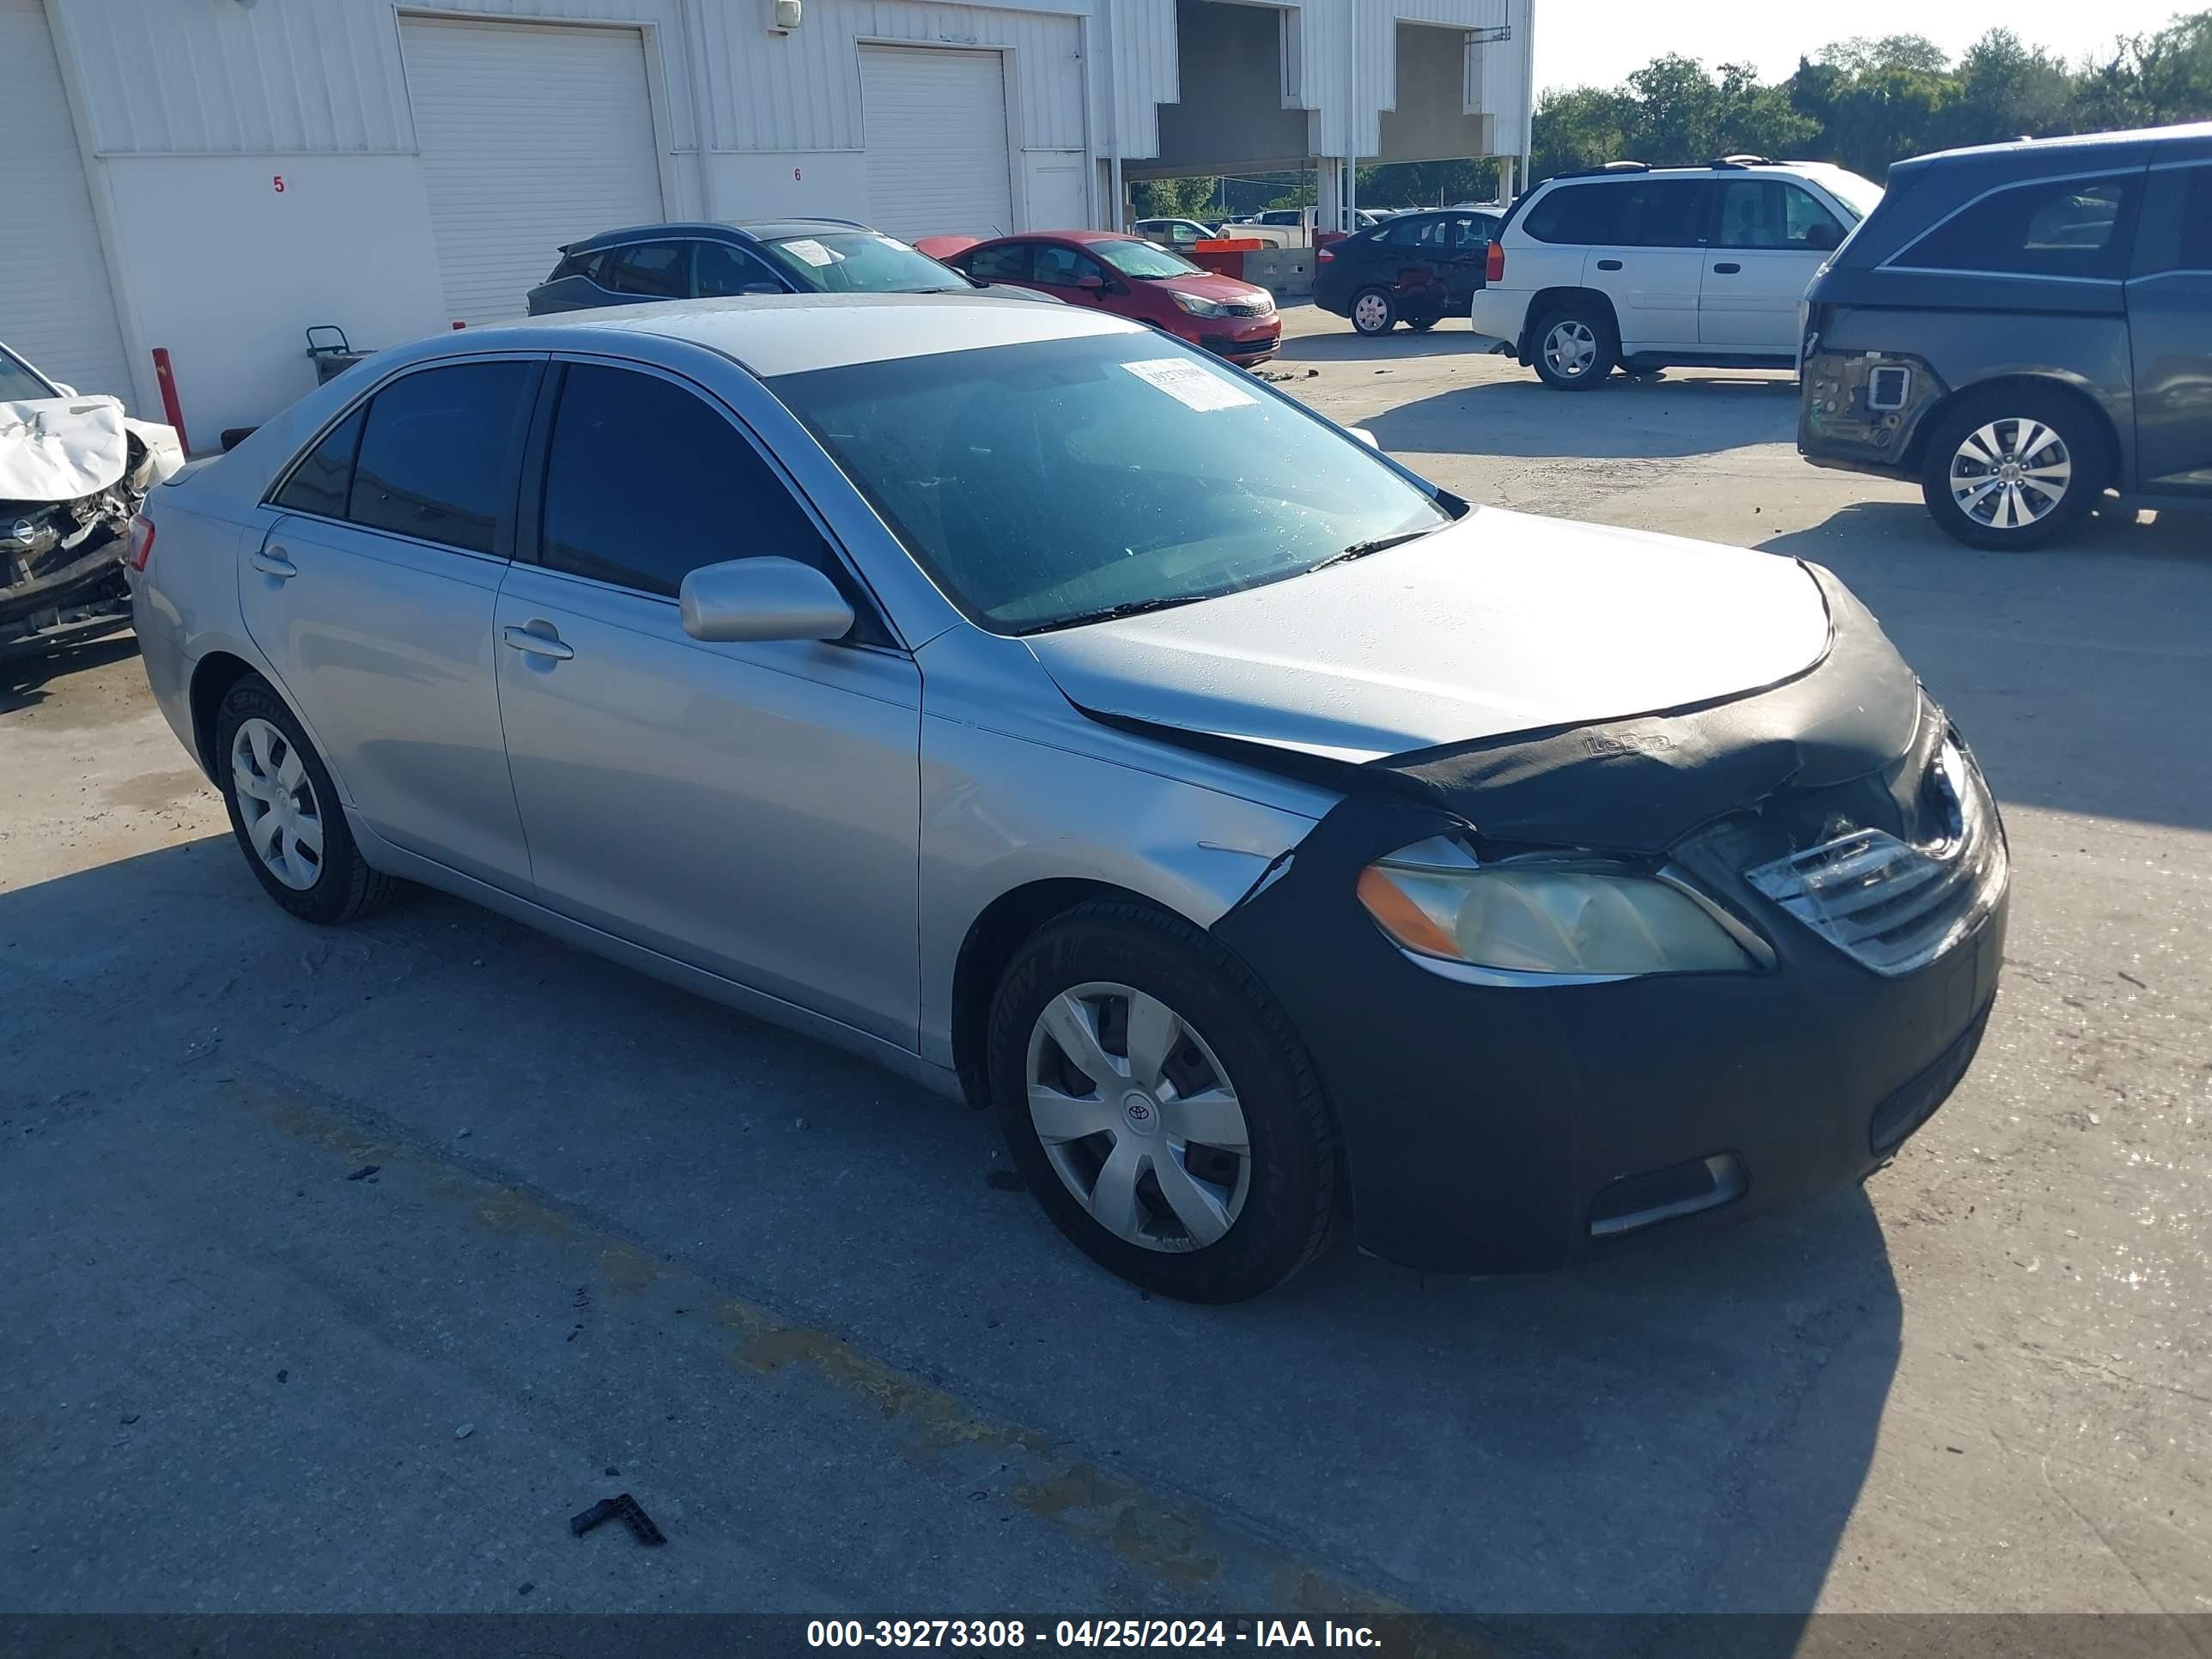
[1352,289,1396,335]
[1947,419,2073,532]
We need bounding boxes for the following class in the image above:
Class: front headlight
[1355,837,1763,981]
[1171,292,1229,318]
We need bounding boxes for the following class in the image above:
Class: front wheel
[988,901,1340,1303]
[1350,288,1396,336]
[1531,305,1618,389]
[1919,389,2105,550]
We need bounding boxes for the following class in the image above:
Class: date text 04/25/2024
[805,1620,1383,1649]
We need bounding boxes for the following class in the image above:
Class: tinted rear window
[1899,173,2142,280]
[273,407,365,519]
[2181,167,2212,270]
[347,362,536,556]
[1522,179,1713,247]
[605,241,691,297]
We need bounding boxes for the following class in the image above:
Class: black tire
[214,675,403,925]
[1349,287,1397,336]
[1529,301,1618,390]
[1919,386,2106,550]
[987,899,1341,1303]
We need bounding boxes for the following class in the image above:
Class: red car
[936,230,1280,366]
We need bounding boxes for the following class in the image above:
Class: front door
[492,360,923,1048]
[239,357,541,891]
[2127,162,2212,496]
[1700,178,1841,353]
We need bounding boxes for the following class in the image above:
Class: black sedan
[1315,208,1501,335]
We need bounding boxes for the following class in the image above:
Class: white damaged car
[2,341,183,657]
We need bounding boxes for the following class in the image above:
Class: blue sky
[1532,0,2193,93]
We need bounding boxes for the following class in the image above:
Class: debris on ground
[570,1492,667,1547]
[344,1164,380,1182]
[455,1423,475,1440]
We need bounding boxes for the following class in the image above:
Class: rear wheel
[988,900,1340,1303]
[1920,387,2105,550]
[1351,288,1396,336]
[1531,303,1617,389]
[215,676,401,925]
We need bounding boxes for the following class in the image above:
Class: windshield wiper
[1308,525,1443,573]
[1012,594,1207,635]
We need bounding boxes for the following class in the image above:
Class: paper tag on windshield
[783,238,836,267]
[1122,357,1256,411]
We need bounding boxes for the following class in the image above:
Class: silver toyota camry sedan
[131,294,2008,1302]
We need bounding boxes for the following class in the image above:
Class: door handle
[1595,258,1623,270]
[1713,262,1742,274]
[251,546,296,579]
[502,624,574,662]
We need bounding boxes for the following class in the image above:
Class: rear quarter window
[1896,173,2142,280]
[1521,183,1627,245]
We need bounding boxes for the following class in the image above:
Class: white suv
[1470,160,1884,389]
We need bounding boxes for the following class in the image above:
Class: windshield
[0,346,58,402]
[1807,167,1885,222]
[1092,240,1204,279]
[772,334,1451,635]
[761,231,971,294]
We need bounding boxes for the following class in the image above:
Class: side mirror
[1076,273,1106,292]
[680,556,854,644]
[1347,427,1381,450]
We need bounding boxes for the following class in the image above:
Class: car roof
[561,218,878,254]
[1894,119,2212,176]
[441,291,1139,379]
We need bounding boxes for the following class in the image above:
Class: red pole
[150,348,191,456]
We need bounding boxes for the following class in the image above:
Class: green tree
[2072,10,2212,128]
[1355,157,1500,206]
[1819,34,1951,76]
[1129,176,1219,221]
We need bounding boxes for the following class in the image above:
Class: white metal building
[3,0,1531,444]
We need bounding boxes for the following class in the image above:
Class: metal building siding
[0,0,133,404]
[49,0,696,156]
[858,46,1016,237]
[703,0,1085,153]
[403,16,666,324]
[1282,0,1515,160]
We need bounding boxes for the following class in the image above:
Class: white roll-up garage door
[860,46,1016,242]
[0,0,134,406]
[401,17,665,327]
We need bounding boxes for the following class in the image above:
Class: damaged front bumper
[1202,568,2009,1273]
[1797,346,1947,477]
[2,492,135,655]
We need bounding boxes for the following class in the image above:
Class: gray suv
[1800,123,2212,548]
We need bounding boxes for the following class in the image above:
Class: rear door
[241,358,541,891]
[1522,179,1706,351]
[2127,161,2212,496]
[1701,177,1845,351]
[494,359,922,1046]
[1439,212,1494,312]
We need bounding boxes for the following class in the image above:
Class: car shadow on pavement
[1,633,141,716]
[1366,374,1799,461]
[3,833,1901,1630]
[1274,325,1505,365]
[1759,501,2212,834]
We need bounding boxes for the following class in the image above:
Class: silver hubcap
[1544,319,1597,377]
[1025,981,1251,1254]
[230,717,324,890]
[1950,418,2072,530]
[1354,293,1389,331]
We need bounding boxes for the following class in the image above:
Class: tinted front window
[1032,244,1096,286]
[696,242,787,297]
[1901,174,2140,279]
[760,231,966,294]
[966,243,1031,283]
[540,365,836,606]
[347,362,535,555]
[606,242,690,297]
[772,334,1451,635]
[274,407,366,518]
[1716,179,1843,250]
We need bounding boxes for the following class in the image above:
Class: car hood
[1151,271,1271,305]
[0,395,131,501]
[1023,507,1836,764]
